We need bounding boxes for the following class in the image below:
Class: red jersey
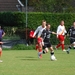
[29,30,34,38]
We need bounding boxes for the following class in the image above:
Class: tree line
[21,0,75,13]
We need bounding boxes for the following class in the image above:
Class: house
[0,0,24,12]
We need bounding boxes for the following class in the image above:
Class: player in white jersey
[55,20,67,51]
[33,20,46,58]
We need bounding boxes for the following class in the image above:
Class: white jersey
[33,25,46,38]
[57,25,67,35]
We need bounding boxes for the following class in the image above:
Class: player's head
[60,20,64,26]
[42,20,46,28]
[46,23,51,30]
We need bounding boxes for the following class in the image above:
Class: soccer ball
[51,55,57,61]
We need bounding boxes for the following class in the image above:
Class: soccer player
[0,26,5,41]
[33,20,46,58]
[66,21,75,54]
[42,23,57,61]
[55,20,67,51]
[0,26,5,62]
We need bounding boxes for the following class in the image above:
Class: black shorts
[43,42,52,49]
[70,38,75,44]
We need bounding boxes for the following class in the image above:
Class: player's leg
[73,41,75,49]
[37,38,43,58]
[66,38,73,54]
[50,46,57,61]
[0,47,2,57]
[56,35,62,49]
[61,40,66,51]
[57,35,66,51]
[48,43,57,61]
[0,43,3,62]
[42,44,49,54]
[38,43,42,58]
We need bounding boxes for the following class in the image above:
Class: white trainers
[63,49,66,52]
[0,60,3,63]
[51,55,57,61]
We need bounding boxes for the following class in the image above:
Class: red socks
[56,44,61,48]
[56,44,64,51]
[61,44,64,50]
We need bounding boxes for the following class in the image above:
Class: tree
[53,0,73,12]
[20,0,75,13]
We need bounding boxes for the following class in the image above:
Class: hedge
[0,12,75,45]
[0,12,75,30]
[0,12,25,27]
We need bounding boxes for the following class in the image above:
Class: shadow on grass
[16,56,40,61]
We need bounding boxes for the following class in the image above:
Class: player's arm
[56,26,60,38]
[52,32,57,35]
[2,31,5,37]
[33,27,39,37]
[0,42,3,44]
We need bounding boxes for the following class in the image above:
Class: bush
[0,12,25,27]
[12,44,35,50]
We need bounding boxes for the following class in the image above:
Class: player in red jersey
[29,30,34,45]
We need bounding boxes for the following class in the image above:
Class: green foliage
[20,0,75,13]
[12,44,35,50]
[0,12,25,27]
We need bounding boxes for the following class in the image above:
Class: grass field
[0,49,75,75]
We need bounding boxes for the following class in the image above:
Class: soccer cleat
[43,50,46,54]
[38,52,42,59]
[66,50,69,54]
[63,49,66,52]
[38,54,42,59]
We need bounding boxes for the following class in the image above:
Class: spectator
[29,30,34,45]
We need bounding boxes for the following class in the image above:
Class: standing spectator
[33,20,46,58]
[29,29,34,45]
[55,20,67,51]
[42,23,57,61]
[66,21,75,54]
[0,26,5,62]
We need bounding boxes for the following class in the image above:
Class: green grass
[0,49,75,75]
